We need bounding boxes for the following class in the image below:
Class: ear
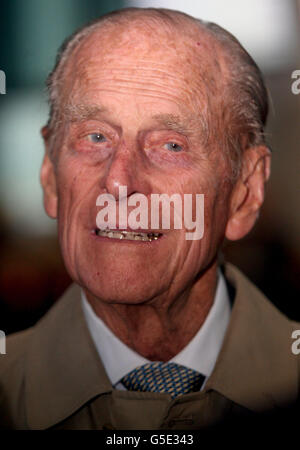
[225,146,271,241]
[40,126,58,219]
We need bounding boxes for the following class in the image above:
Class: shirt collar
[81,271,231,385]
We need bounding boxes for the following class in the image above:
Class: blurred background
[0,0,299,334]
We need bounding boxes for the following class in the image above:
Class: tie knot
[121,362,205,399]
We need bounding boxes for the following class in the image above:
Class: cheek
[56,156,94,204]
[203,184,231,248]
[55,161,99,240]
[182,172,231,260]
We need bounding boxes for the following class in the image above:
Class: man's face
[42,24,233,305]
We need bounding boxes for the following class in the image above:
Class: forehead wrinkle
[80,81,197,108]
[70,64,204,108]
[70,31,215,91]
[70,65,208,118]
[79,65,190,86]
[76,51,211,85]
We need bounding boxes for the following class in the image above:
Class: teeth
[96,229,162,242]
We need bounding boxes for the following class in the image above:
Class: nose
[102,140,151,200]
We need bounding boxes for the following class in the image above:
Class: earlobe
[41,125,50,141]
[225,146,271,241]
[40,145,58,220]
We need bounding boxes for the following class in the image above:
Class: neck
[85,260,218,362]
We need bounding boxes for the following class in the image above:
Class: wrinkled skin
[41,17,270,360]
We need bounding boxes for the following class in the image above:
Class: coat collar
[24,264,298,429]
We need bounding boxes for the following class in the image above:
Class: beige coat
[0,263,299,430]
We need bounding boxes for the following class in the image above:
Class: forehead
[62,18,222,116]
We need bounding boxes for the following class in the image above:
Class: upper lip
[95,227,164,234]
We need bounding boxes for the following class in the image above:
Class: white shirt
[81,271,231,391]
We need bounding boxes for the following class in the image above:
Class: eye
[86,133,107,143]
[164,142,183,152]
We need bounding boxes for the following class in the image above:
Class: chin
[79,268,167,305]
[66,248,168,301]
[85,283,157,305]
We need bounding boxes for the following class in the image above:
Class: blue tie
[121,362,205,399]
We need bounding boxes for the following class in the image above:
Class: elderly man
[0,7,299,431]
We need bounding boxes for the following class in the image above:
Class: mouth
[95,229,163,242]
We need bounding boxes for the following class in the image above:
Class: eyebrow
[151,113,199,136]
[63,104,108,121]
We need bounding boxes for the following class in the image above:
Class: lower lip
[90,230,164,245]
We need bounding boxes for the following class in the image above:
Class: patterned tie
[120,362,205,399]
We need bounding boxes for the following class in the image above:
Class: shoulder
[224,262,300,399]
[0,283,81,428]
[0,327,34,377]
[0,327,34,428]
[224,262,300,348]
[202,263,300,413]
